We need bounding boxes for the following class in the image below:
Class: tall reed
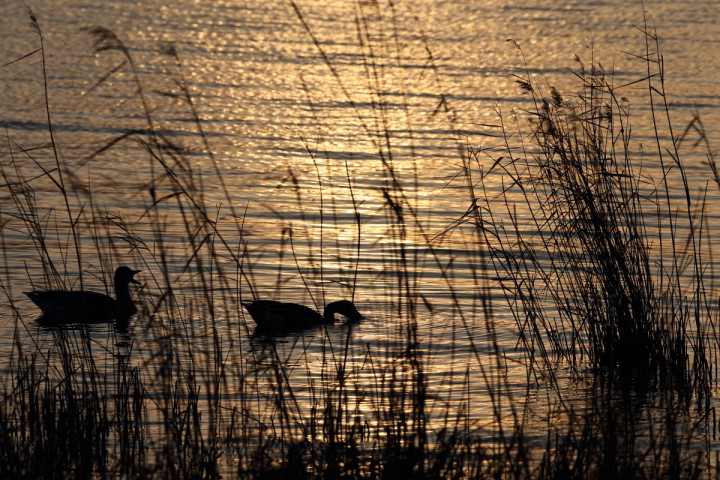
[0,3,717,479]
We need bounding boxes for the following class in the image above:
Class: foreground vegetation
[0,3,718,478]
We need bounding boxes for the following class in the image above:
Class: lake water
[1,0,719,476]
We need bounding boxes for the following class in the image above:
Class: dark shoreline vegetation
[1,4,719,478]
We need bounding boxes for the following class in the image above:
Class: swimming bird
[25,266,141,324]
[243,299,364,332]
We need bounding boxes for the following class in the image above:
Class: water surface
[1,0,719,474]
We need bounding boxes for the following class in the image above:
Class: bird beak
[130,270,141,284]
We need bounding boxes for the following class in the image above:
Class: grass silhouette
[0,5,718,479]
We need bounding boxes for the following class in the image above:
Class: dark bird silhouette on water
[243,299,364,333]
[25,266,141,326]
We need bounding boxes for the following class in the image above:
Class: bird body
[25,266,140,324]
[243,299,363,332]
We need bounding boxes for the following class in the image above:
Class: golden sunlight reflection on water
[0,0,719,470]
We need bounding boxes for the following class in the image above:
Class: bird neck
[115,282,132,305]
[323,304,337,323]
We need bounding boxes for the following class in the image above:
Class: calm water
[1,0,717,297]
[1,0,720,472]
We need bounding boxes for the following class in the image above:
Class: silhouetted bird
[25,266,141,324]
[243,299,364,332]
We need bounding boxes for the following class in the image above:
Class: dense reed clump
[0,3,718,479]
[467,34,715,398]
